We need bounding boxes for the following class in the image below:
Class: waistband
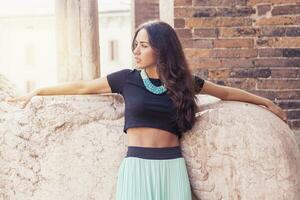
[125,145,182,160]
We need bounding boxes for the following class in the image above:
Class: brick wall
[132,0,159,29]
[174,0,300,132]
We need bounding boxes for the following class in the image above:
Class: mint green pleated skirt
[116,146,192,200]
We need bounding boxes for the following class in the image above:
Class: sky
[0,0,131,17]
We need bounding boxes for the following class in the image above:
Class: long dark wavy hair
[131,19,198,137]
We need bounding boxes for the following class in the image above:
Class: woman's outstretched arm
[6,77,113,109]
[199,80,287,123]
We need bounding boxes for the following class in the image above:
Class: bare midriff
[126,127,179,148]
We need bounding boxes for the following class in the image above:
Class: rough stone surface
[0,74,19,101]
[1,80,300,200]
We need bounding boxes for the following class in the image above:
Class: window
[108,40,118,61]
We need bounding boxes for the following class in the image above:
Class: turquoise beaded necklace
[140,69,167,94]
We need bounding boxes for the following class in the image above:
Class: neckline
[149,77,161,81]
[138,69,161,81]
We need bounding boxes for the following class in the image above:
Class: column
[55,0,100,82]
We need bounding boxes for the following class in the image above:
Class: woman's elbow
[202,81,230,100]
[221,88,231,100]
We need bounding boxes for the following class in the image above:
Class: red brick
[184,49,212,58]
[192,7,255,18]
[255,16,300,26]
[194,68,208,79]
[257,4,271,16]
[175,28,192,38]
[272,5,300,16]
[249,90,300,100]
[212,49,258,58]
[186,64,199,72]
[257,79,300,89]
[194,28,218,38]
[208,69,230,79]
[180,38,213,49]
[271,68,300,78]
[215,78,257,90]
[185,17,252,28]
[276,100,300,109]
[255,38,274,47]
[273,38,300,48]
[193,58,221,68]
[258,48,283,57]
[188,58,222,68]
[229,68,271,78]
[214,39,253,48]
[247,0,300,6]
[192,8,217,17]
[256,38,300,48]
[174,18,185,28]
[253,58,286,67]
[282,49,300,57]
[287,110,300,120]
[254,58,300,68]
[247,90,274,100]
[272,91,300,100]
[221,59,255,68]
[185,49,258,58]
[194,0,247,6]
[261,27,285,37]
[174,7,193,18]
[291,120,300,130]
[217,7,255,17]
[174,0,192,6]
[286,27,300,36]
[285,58,300,67]
[219,27,261,37]
[134,0,159,29]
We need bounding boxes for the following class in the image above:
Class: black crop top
[106,68,205,139]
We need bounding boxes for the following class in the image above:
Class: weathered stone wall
[0,74,19,100]
[1,77,300,199]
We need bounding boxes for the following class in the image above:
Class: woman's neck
[145,66,159,79]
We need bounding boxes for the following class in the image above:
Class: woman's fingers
[275,105,287,123]
[7,96,24,102]
[265,102,288,123]
[281,110,287,123]
[274,104,287,122]
[21,98,31,109]
[7,98,17,102]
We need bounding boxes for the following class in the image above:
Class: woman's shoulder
[127,68,140,76]
[120,68,139,80]
[120,68,138,74]
[109,68,136,76]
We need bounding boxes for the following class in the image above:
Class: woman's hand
[6,89,39,109]
[264,101,288,123]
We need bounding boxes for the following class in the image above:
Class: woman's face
[133,28,157,69]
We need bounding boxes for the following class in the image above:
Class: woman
[7,20,287,199]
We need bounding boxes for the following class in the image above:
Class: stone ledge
[1,93,299,200]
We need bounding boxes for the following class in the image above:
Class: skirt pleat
[116,155,192,200]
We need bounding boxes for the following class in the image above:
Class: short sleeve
[106,69,132,94]
[193,75,205,93]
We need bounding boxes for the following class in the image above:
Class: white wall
[0,4,132,94]
[0,16,57,94]
[99,11,133,76]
